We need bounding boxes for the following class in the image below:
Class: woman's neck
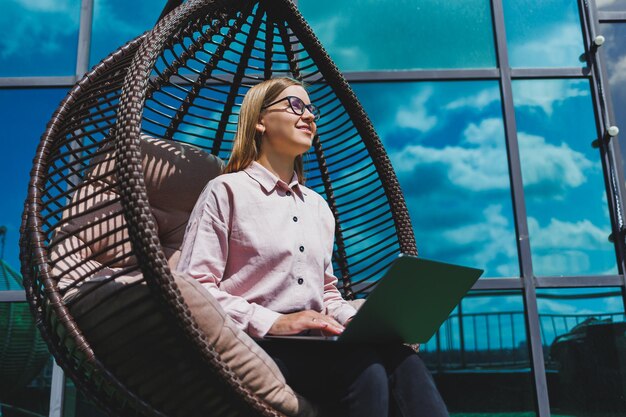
[256,154,295,184]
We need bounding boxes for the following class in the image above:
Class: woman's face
[257,85,317,159]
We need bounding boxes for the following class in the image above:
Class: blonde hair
[223,77,308,183]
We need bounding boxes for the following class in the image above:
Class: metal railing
[420,311,626,371]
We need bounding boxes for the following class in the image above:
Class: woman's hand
[268,310,345,336]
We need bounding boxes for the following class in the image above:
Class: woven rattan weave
[20,0,417,415]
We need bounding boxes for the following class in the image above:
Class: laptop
[263,254,483,344]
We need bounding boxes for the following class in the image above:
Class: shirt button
[293,216,298,222]
[286,191,292,196]
[299,245,305,252]
[297,278,304,285]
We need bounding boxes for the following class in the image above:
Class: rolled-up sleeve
[176,180,281,338]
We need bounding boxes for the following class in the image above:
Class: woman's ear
[256,122,265,135]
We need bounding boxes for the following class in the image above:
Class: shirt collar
[244,161,306,197]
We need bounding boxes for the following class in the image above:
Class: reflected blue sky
[513,79,617,276]
[0,0,80,76]
[503,0,586,68]
[0,89,68,272]
[89,0,161,66]
[0,3,622,281]
[299,0,496,70]
[353,81,518,278]
[601,23,626,177]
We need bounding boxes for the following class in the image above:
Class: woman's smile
[297,124,313,135]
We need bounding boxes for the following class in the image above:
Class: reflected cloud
[513,79,589,116]
[609,55,626,86]
[462,117,504,147]
[308,15,370,68]
[518,132,594,198]
[445,87,500,111]
[392,143,509,191]
[538,289,624,317]
[528,215,616,276]
[528,217,607,250]
[395,87,438,132]
[538,298,581,315]
[442,204,517,274]
[1,0,79,59]
[92,2,150,42]
[390,117,509,192]
[508,22,584,69]
[357,82,518,276]
[532,249,591,276]
[16,0,68,11]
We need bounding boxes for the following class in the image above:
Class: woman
[176,77,449,417]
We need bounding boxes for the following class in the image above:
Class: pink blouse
[176,160,356,338]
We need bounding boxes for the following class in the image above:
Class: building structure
[0,0,625,415]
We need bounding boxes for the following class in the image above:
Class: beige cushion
[65,271,319,417]
[174,271,319,417]
[56,135,319,416]
[139,136,223,260]
[52,135,223,287]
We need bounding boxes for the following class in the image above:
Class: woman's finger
[303,315,344,334]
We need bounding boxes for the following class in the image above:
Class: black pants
[257,340,449,417]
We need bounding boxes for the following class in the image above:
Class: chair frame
[20,0,417,415]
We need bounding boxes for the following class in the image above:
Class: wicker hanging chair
[20,0,417,416]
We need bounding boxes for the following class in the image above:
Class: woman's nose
[301,108,315,121]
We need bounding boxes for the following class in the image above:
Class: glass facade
[299,0,497,70]
[421,291,536,415]
[503,0,587,68]
[538,288,626,415]
[89,0,162,66]
[0,0,81,77]
[354,81,519,278]
[2,1,626,416]
[600,22,626,175]
[513,79,617,276]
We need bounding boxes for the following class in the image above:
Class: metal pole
[490,0,551,415]
[75,0,94,78]
[458,302,466,368]
[48,362,65,417]
[0,226,6,260]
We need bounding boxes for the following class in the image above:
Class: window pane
[513,79,616,276]
[601,23,626,176]
[299,0,497,71]
[538,288,626,416]
[597,0,626,12]
[503,0,586,68]
[0,88,69,271]
[353,81,518,278]
[0,1,80,76]
[421,291,536,415]
[0,302,53,416]
[89,0,162,67]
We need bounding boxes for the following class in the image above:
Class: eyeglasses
[262,96,320,121]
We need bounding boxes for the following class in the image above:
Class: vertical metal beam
[75,0,94,78]
[490,1,551,416]
[48,361,65,417]
[583,0,626,306]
